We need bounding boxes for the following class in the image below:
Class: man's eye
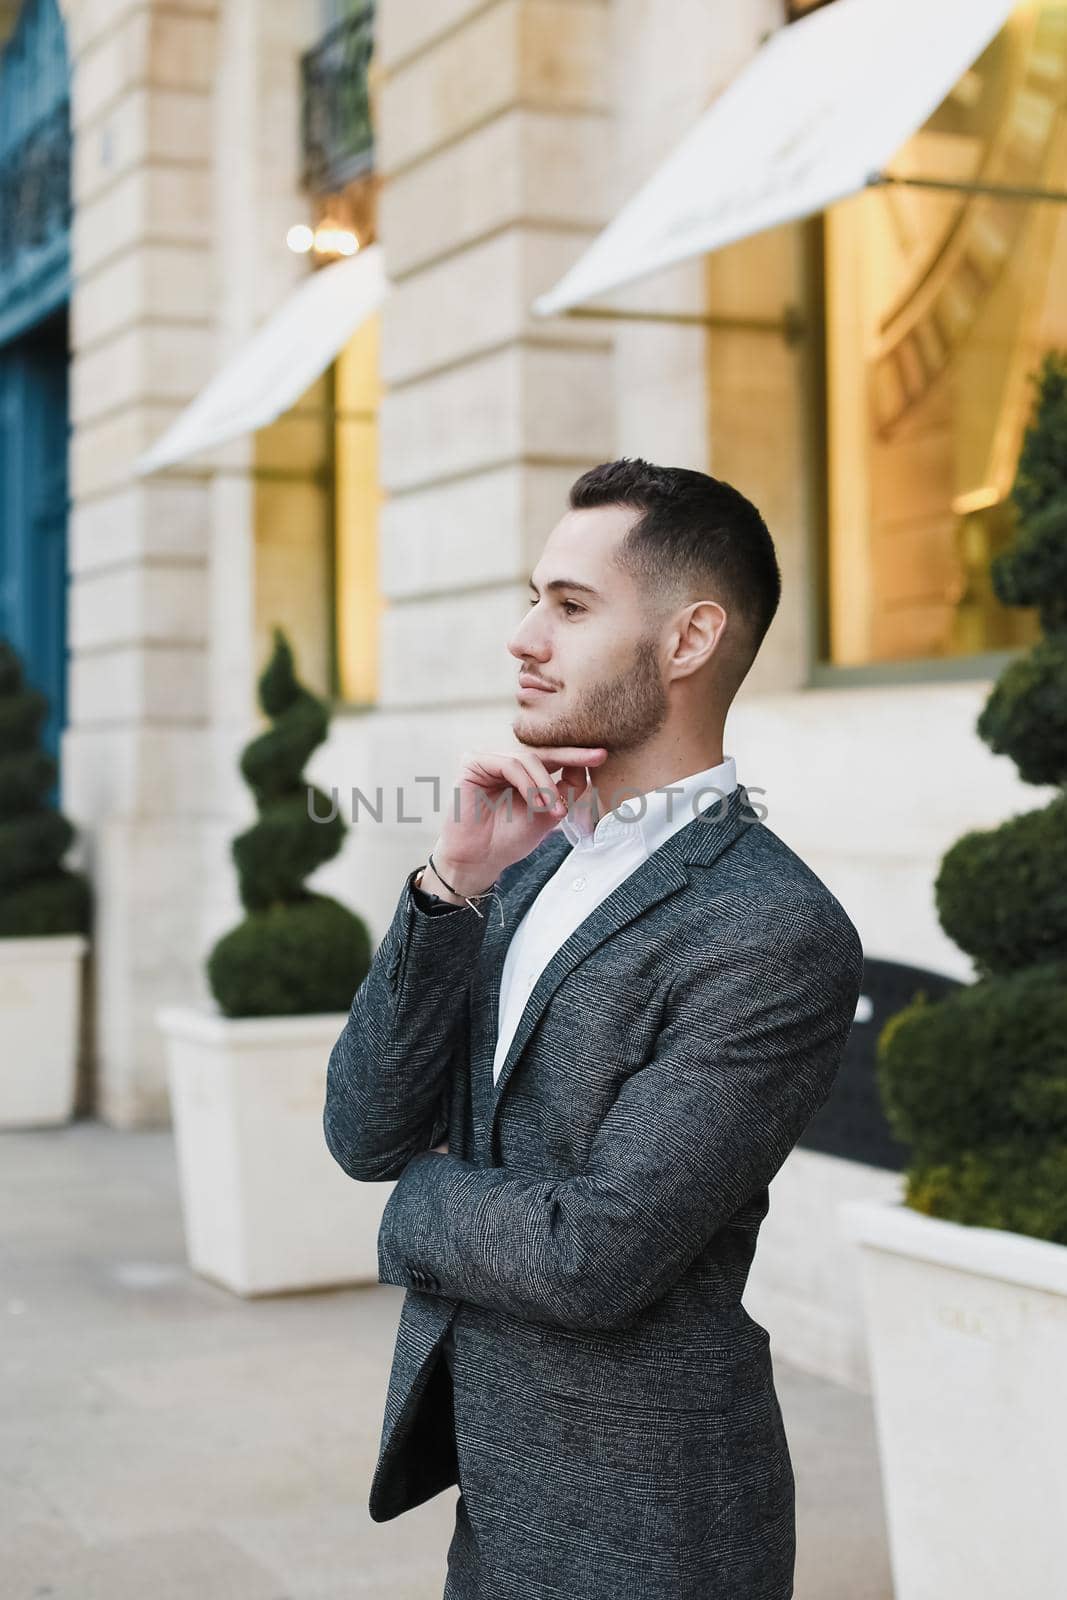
[527,596,584,617]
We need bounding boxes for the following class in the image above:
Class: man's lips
[518,676,556,693]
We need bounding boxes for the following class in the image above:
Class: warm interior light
[286,223,314,253]
[312,224,360,257]
[952,486,1002,516]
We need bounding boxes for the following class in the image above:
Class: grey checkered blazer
[324,784,864,1599]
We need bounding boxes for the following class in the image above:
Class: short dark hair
[567,457,781,679]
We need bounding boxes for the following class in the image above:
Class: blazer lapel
[470,784,751,1163]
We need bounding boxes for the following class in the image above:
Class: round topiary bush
[876,351,1067,1246]
[0,638,91,938]
[206,626,371,1017]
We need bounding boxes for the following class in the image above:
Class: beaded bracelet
[423,850,504,925]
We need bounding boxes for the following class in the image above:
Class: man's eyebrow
[526,576,602,599]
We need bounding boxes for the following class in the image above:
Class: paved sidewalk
[1,1121,894,1599]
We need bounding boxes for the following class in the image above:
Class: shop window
[299,3,381,708]
[331,310,382,706]
[820,2,1065,668]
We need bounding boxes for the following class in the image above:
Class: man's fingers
[459,747,606,817]
[499,754,563,812]
[557,764,589,797]
[533,747,607,767]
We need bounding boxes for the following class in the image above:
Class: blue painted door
[0,310,70,804]
[0,0,72,808]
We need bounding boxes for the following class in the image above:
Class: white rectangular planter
[743,1146,905,1390]
[840,1197,1067,1600]
[0,935,87,1128]
[157,1004,395,1296]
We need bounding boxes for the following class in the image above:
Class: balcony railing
[0,98,72,273]
[300,3,375,193]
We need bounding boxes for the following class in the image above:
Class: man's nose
[507,610,550,662]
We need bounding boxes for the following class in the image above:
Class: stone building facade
[4,0,1063,1385]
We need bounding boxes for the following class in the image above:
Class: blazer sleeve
[322,865,491,1182]
[376,893,864,1331]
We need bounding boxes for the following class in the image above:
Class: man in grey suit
[324,458,864,1598]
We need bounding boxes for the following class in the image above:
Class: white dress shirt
[491,755,738,1084]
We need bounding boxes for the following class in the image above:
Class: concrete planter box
[157,1005,393,1296]
[0,934,87,1128]
[743,1147,905,1390]
[840,1197,1067,1599]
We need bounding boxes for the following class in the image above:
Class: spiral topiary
[206,625,371,1017]
[0,638,91,938]
[875,351,1067,1245]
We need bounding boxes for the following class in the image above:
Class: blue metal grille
[300,2,375,193]
[0,0,72,346]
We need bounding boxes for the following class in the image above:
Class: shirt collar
[558,754,738,853]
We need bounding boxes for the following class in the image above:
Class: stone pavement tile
[218,1497,457,1598]
[1,1123,893,1600]
[312,1582,446,1600]
[4,1349,120,1425]
[90,1336,382,1418]
[5,1518,87,1594]
[6,1272,380,1383]
[308,1582,445,1600]
[3,1402,356,1546]
[0,1459,73,1539]
[777,1360,894,1600]
[4,1521,285,1600]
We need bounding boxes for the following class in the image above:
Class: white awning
[531,0,1018,318]
[134,244,388,475]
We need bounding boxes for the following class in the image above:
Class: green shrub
[876,351,1067,1245]
[206,626,371,1017]
[934,792,1067,976]
[0,639,91,938]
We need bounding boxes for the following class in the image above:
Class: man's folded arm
[323,866,490,1182]
[377,895,864,1329]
